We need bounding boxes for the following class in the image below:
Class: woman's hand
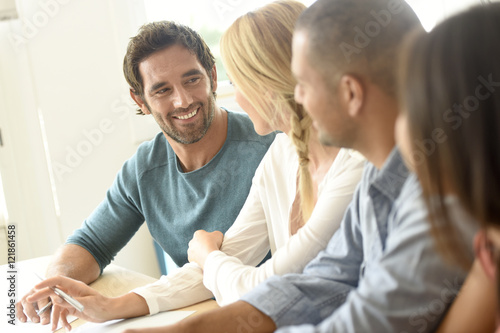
[27,275,117,331]
[187,230,223,268]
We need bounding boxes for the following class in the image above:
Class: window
[407,0,496,31]
[143,0,315,82]
[143,0,495,84]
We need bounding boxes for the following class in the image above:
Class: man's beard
[148,93,216,144]
[318,129,336,147]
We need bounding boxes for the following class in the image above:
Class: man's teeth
[176,109,198,120]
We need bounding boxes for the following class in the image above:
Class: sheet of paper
[3,319,78,333]
[71,311,195,333]
[3,321,51,333]
[1,263,77,332]
[2,307,78,333]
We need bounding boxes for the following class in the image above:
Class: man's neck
[354,86,398,170]
[358,133,396,170]
[166,106,228,173]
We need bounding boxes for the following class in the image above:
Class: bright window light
[142,0,314,82]
[142,0,498,81]
[408,0,498,31]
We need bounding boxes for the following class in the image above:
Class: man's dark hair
[123,21,216,115]
[296,0,422,97]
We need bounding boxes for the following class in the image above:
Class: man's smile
[173,107,200,120]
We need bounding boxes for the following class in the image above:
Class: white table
[1,256,218,332]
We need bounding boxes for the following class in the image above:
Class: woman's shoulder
[252,133,297,186]
[263,133,297,165]
[328,148,366,176]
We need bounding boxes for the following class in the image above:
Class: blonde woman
[185,0,364,305]
[27,1,364,329]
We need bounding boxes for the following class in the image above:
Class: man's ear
[338,74,364,118]
[474,230,497,280]
[211,65,218,93]
[129,89,150,115]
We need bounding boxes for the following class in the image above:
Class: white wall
[0,0,161,277]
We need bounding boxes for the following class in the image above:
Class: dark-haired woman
[396,3,500,332]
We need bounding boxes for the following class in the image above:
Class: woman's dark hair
[399,3,500,267]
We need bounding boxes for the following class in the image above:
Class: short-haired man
[124,1,475,332]
[16,21,275,325]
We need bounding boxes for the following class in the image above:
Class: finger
[15,299,28,323]
[20,297,40,323]
[34,275,86,294]
[27,287,56,303]
[193,229,207,238]
[28,288,73,311]
[37,299,52,325]
[52,294,75,310]
[60,309,72,332]
[51,304,62,332]
[187,249,195,263]
[214,230,224,244]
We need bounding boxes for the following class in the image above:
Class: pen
[34,273,85,312]
[36,301,52,315]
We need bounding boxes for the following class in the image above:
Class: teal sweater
[67,111,276,271]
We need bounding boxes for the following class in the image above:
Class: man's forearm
[46,244,100,283]
[178,300,276,333]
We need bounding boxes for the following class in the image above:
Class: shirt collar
[370,147,410,201]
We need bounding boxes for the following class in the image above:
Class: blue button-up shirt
[242,148,476,333]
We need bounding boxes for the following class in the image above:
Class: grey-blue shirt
[243,148,475,333]
[67,110,275,272]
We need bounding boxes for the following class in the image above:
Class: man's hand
[16,244,100,326]
[187,230,223,268]
[16,288,52,325]
[26,275,115,331]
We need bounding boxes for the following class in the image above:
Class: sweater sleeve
[203,149,365,306]
[66,153,145,273]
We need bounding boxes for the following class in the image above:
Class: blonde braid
[220,0,312,223]
[289,103,314,224]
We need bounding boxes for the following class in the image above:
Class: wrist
[200,247,221,269]
[204,250,222,266]
[109,293,150,320]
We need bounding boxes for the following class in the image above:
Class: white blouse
[133,133,365,314]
